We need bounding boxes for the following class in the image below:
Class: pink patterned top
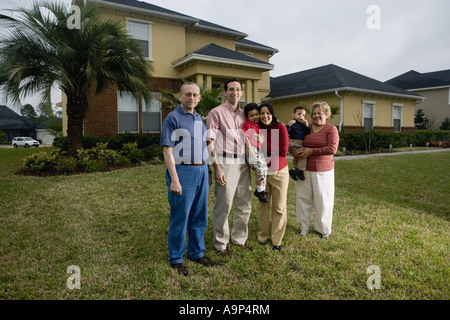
[303,124,339,172]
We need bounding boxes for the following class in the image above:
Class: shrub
[0,130,7,144]
[121,142,145,164]
[339,130,450,152]
[85,159,107,173]
[53,135,68,151]
[142,144,163,161]
[76,142,121,170]
[113,155,132,167]
[52,134,164,165]
[55,156,78,174]
[23,149,60,173]
[82,135,101,149]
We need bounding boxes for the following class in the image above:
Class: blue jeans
[166,164,209,264]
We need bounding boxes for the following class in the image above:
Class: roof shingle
[269,64,421,99]
[193,43,271,66]
[0,105,35,130]
[386,69,450,90]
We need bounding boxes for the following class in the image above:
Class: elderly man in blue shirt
[160,82,212,276]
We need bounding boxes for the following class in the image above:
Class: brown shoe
[237,244,253,252]
[217,249,230,257]
[171,263,188,276]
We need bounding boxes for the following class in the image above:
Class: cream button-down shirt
[206,102,246,156]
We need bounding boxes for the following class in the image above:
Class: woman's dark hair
[259,102,280,124]
[244,103,259,118]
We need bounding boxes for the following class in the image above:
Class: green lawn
[0,148,449,300]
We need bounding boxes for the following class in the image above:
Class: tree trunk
[66,95,87,157]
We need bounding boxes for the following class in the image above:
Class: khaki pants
[257,166,289,246]
[213,158,252,252]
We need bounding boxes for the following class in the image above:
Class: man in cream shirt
[207,78,253,257]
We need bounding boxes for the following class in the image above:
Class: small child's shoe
[254,190,270,203]
[297,170,305,181]
[289,168,298,181]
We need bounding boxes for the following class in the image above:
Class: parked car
[12,137,40,148]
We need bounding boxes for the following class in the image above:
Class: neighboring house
[386,69,450,129]
[0,105,36,142]
[35,121,61,145]
[264,64,424,133]
[62,0,278,138]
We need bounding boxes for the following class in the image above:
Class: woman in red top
[257,103,289,251]
[292,102,339,238]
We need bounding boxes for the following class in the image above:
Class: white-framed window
[118,91,139,133]
[143,92,162,132]
[363,100,375,131]
[393,104,403,132]
[126,19,152,60]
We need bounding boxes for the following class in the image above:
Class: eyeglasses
[183,93,200,98]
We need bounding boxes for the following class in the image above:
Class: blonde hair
[311,102,331,119]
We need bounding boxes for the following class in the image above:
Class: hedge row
[53,133,163,161]
[23,142,148,175]
[339,130,450,151]
[52,130,450,159]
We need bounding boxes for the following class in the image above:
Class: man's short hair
[180,82,200,93]
[225,78,242,91]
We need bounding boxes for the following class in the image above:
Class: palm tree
[157,81,223,119]
[0,1,153,156]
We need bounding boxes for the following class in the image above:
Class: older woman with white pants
[291,102,339,238]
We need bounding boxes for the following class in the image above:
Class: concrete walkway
[334,148,450,161]
[286,148,450,161]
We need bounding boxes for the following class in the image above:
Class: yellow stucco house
[63,0,278,138]
[264,64,424,133]
[386,69,450,130]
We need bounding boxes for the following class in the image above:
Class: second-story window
[127,19,152,60]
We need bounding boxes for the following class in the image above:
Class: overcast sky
[146,0,450,81]
[1,0,449,110]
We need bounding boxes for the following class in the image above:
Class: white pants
[295,170,335,236]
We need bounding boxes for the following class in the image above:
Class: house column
[196,74,204,88]
[252,80,259,103]
[245,79,252,103]
[205,75,212,90]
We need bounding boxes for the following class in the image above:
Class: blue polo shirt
[160,105,208,164]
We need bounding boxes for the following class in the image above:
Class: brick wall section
[84,78,183,139]
[401,127,417,134]
[84,82,119,139]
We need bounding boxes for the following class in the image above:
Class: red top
[303,124,339,172]
[260,122,289,173]
[242,119,260,149]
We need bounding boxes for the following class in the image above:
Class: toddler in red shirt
[242,103,269,203]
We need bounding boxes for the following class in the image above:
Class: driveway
[0,144,51,148]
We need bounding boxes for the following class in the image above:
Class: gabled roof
[386,69,450,90]
[236,39,279,56]
[173,43,274,71]
[268,64,422,100]
[89,0,248,39]
[0,105,35,130]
